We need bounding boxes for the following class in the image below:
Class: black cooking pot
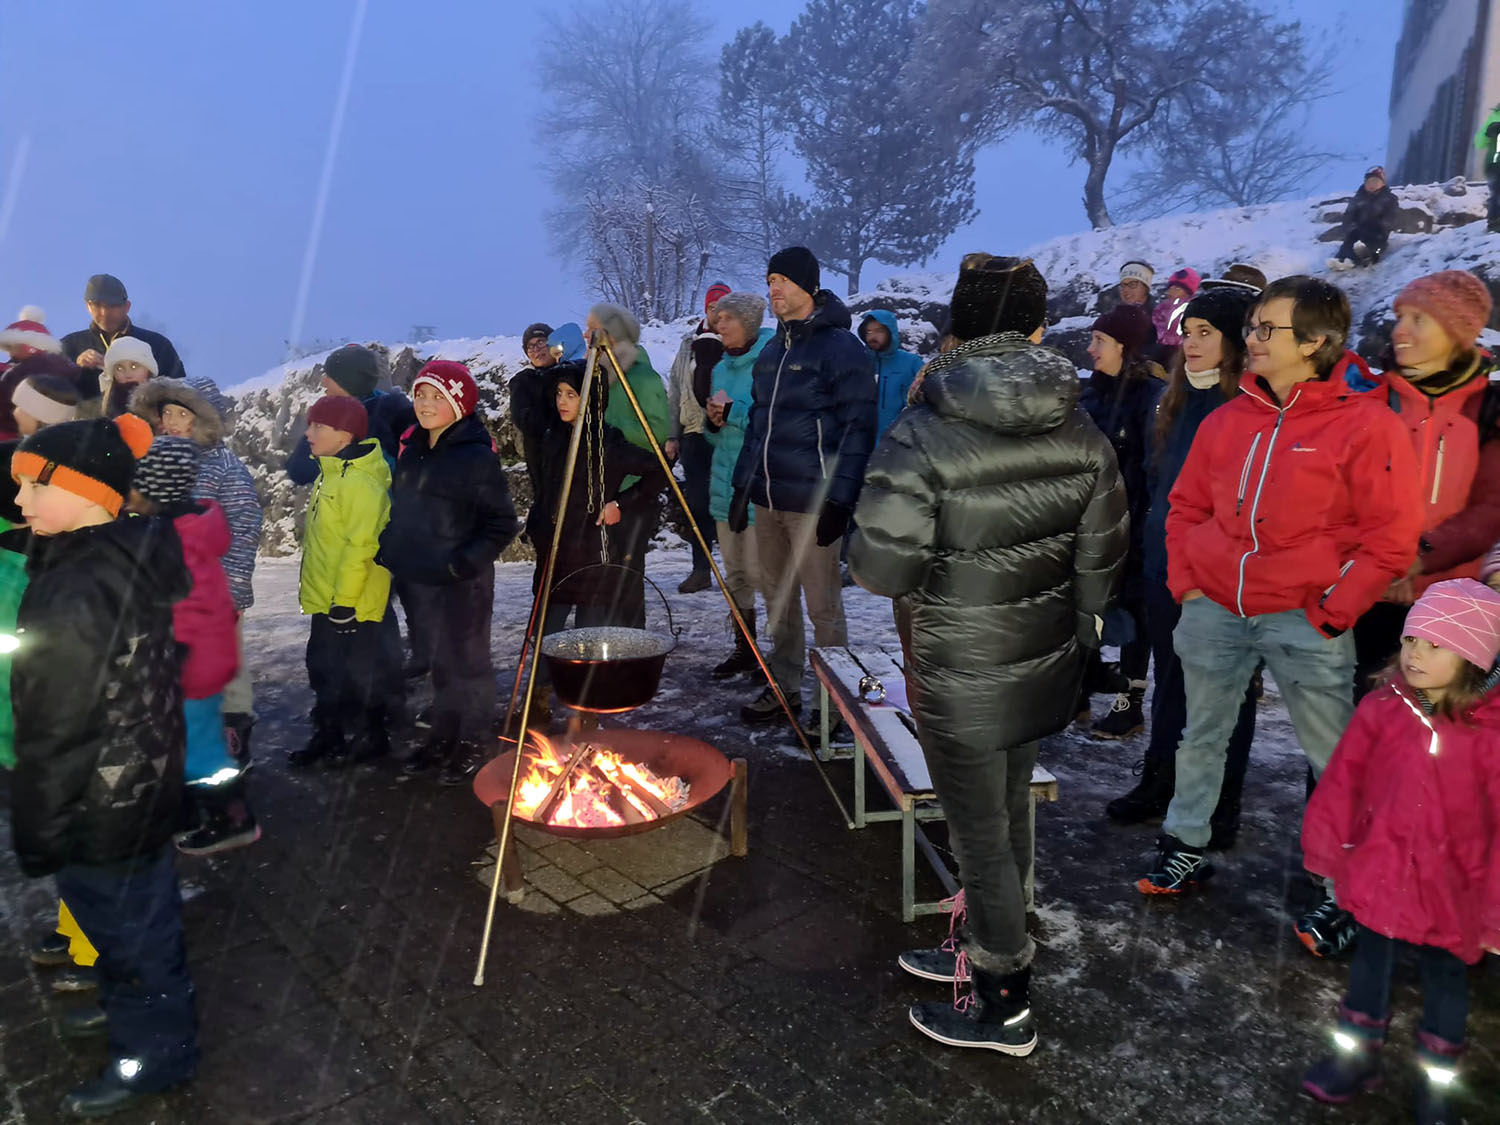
[540,570,680,712]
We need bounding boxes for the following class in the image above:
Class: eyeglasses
[524,340,549,353]
[1243,323,1296,342]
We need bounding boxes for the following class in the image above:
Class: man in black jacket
[850,254,1128,1058]
[59,274,188,396]
[509,321,556,506]
[728,247,877,725]
[1329,167,1400,270]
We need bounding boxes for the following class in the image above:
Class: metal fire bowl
[472,728,732,840]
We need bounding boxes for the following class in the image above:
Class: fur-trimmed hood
[127,378,225,449]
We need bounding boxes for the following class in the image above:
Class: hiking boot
[1303,1031,1383,1104]
[59,1005,109,1039]
[438,740,486,786]
[1296,895,1359,958]
[1105,757,1173,823]
[712,620,759,680]
[50,967,98,993]
[176,775,261,857]
[741,686,800,725]
[287,725,342,768]
[223,712,255,765]
[31,931,71,967]
[1414,1032,1462,1125]
[909,966,1037,1056]
[347,716,392,764]
[1136,835,1214,895]
[1091,682,1146,740]
[61,1058,193,1118]
[403,736,452,776]
[677,569,712,595]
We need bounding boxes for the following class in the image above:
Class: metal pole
[474,343,603,986]
[597,341,854,829]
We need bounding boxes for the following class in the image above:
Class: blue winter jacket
[705,327,774,523]
[731,291,877,514]
[860,310,924,441]
[1142,382,1232,583]
[286,387,415,485]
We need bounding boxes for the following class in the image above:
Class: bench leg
[1025,792,1037,912]
[853,739,867,829]
[817,683,831,761]
[901,804,915,923]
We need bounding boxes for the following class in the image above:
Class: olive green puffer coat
[849,333,1130,752]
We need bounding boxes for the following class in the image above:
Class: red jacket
[1302,682,1500,964]
[1166,353,1422,635]
[1374,361,1500,595]
[171,500,238,699]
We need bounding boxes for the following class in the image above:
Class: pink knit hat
[1168,267,1202,296]
[1394,270,1493,346]
[1403,578,1500,671]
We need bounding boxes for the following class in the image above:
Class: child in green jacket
[289,396,396,768]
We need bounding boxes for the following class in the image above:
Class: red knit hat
[1394,270,1493,346]
[307,395,368,442]
[412,360,478,420]
[705,282,731,314]
[0,306,61,357]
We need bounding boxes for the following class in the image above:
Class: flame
[511,731,690,829]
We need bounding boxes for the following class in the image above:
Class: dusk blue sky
[0,0,1402,388]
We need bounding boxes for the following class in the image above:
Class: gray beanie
[589,303,641,371]
[712,292,767,338]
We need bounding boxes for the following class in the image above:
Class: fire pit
[473,728,745,843]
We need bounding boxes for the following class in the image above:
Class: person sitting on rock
[1477,102,1500,234]
[1329,167,1399,271]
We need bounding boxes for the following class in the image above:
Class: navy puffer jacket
[731,291,877,514]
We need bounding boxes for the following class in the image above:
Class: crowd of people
[3,230,1500,1120]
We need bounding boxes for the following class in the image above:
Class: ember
[513,732,692,829]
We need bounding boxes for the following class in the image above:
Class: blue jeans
[1164,597,1354,848]
[1345,926,1468,1048]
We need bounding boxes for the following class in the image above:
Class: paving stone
[577,817,729,888]
[564,892,617,916]
[538,839,603,876]
[579,866,648,904]
[522,863,589,903]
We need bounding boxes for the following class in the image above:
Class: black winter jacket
[10,517,189,876]
[1078,366,1163,578]
[731,291,877,514]
[1342,184,1400,235]
[509,364,555,493]
[1143,384,1232,583]
[531,415,661,605]
[849,334,1130,753]
[60,322,187,391]
[287,388,416,485]
[378,413,518,585]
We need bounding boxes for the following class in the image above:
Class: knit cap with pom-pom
[11,414,154,516]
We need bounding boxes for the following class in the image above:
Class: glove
[816,501,851,548]
[327,606,358,636]
[727,488,750,534]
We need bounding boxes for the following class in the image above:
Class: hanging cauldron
[540,569,680,713]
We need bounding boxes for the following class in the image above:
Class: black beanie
[523,322,554,347]
[134,436,201,506]
[12,414,153,517]
[948,256,1049,340]
[323,345,380,399]
[1181,287,1254,357]
[1091,303,1154,358]
[767,246,820,298]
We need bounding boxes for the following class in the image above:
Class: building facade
[1387,0,1500,183]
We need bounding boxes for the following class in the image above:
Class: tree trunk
[846,262,861,296]
[1083,147,1115,229]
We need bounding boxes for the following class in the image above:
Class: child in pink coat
[1300,578,1500,1121]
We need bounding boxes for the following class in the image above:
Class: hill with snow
[225,179,1500,556]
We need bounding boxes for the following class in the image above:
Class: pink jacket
[171,501,239,699]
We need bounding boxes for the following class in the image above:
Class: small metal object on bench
[810,646,1061,922]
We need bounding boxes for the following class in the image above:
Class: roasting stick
[599,342,855,829]
[474,343,603,987]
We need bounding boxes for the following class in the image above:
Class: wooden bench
[810,646,1060,923]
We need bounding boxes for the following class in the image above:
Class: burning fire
[514,732,691,829]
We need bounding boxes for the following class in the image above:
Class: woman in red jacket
[1354,271,1500,694]
[1300,579,1500,1121]
[1138,277,1423,921]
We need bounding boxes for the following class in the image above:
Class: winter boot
[1091,681,1146,740]
[30,930,71,967]
[898,891,970,983]
[1302,1005,1386,1103]
[177,774,261,857]
[61,1058,193,1119]
[1105,756,1174,824]
[287,723,342,768]
[223,712,255,766]
[347,712,392,763]
[741,686,800,725]
[438,740,486,787]
[403,735,453,776]
[712,619,759,680]
[1136,835,1214,895]
[677,569,712,595]
[59,1004,109,1039]
[909,965,1037,1056]
[1414,1032,1463,1125]
[1295,892,1359,958]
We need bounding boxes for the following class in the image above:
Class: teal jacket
[705,328,774,523]
[860,310,925,441]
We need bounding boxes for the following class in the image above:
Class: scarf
[1185,366,1220,390]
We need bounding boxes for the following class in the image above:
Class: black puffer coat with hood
[849,333,1130,753]
[10,516,189,876]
